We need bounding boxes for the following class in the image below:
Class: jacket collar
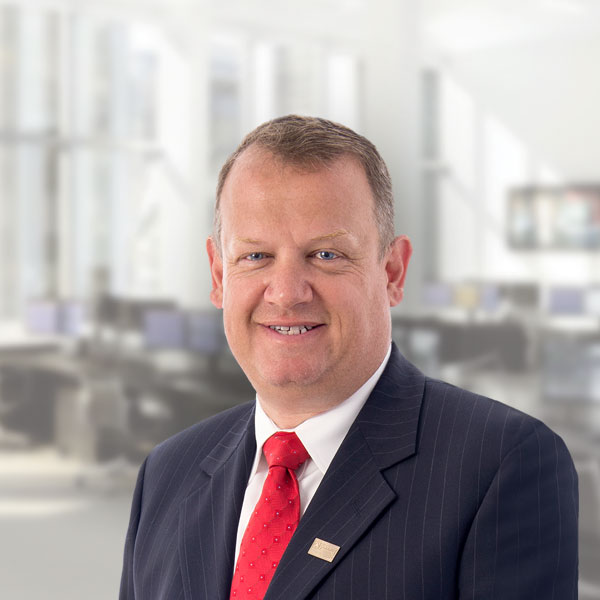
[179,403,256,600]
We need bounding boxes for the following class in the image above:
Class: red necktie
[230,432,310,599]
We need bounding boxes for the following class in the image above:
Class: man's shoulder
[148,400,255,465]
[421,375,567,459]
[382,345,555,447]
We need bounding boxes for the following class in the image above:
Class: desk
[0,341,252,460]
[0,322,62,357]
[392,314,529,372]
[538,327,600,434]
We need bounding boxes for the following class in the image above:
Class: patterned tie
[230,432,310,599]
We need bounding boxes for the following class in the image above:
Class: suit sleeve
[119,458,147,600]
[458,421,579,599]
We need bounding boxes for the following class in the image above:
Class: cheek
[329,284,378,330]
[222,276,264,326]
[224,272,260,303]
[360,278,392,325]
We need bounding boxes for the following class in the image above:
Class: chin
[256,362,327,390]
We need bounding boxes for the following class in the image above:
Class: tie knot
[263,432,310,470]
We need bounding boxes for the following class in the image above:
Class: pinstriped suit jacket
[119,344,578,599]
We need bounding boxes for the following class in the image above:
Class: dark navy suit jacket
[120,344,578,599]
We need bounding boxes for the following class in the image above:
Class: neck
[258,395,343,429]
[253,344,391,429]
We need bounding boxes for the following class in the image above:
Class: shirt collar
[251,344,392,477]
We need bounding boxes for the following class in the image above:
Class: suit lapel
[178,404,256,600]
[265,345,426,600]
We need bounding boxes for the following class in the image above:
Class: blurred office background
[0,0,599,597]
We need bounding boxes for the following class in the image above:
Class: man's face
[207,148,411,408]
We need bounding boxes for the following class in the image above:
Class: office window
[0,7,59,318]
[434,70,537,282]
[252,41,277,127]
[210,36,243,173]
[440,76,477,192]
[0,5,189,312]
[276,43,322,116]
[326,52,361,130]
[129,39,159,141]
[208,34,362,171]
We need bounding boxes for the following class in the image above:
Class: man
[120,115,578,599]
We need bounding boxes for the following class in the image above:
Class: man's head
[207,115,411,426]
[214,115,395,258]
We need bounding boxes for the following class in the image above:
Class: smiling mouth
[269,325,319,336]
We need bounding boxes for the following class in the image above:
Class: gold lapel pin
[307,538,340,563]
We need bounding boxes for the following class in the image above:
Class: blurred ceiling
[423,0,600,54]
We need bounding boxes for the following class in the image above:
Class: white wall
[448,33,600,180]
[432,29,600,285]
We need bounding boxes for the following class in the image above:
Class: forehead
[219,148,375,222]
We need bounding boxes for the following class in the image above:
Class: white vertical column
[16,8,49,307]
[155,28,196,302]
[361,0,422,311]
[17,8,48,131]
[0,7,8,130]
[68,13,94,299]
[107,23,131,297]
[326,52,360,131]
[252,41,277,127]
[177,4,213,308]
[56,7,73,298]
[0,8,11,317]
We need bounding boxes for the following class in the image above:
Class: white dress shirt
[234,345,391,563]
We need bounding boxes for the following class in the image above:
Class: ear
[385,235,412,307]
[206,236,224,309]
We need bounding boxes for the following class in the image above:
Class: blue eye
[245,252,265,261]
[315,250,337,260]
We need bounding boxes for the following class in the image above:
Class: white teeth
[269,325,315,335]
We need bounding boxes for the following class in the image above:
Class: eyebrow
[235,230,352,245]
[309,230,351,242]
[235,237,262,244]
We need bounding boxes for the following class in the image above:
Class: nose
[263,258,314,309]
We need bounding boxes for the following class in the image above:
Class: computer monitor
[422,282,453,308]
[59,301,85,337]
[187,311,224,353]
[25,301,60,334]
[454,283,480,311]
[547,287,585,315]
[143,309,186,349]
[479,284,501,312]
[25,299,85,337]
[127,299,178,331]
[504,283,539,310]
